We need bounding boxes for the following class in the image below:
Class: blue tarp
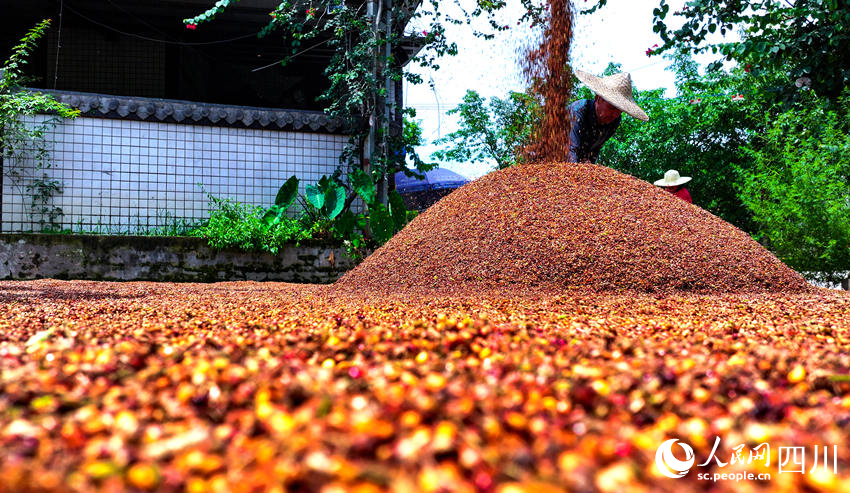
[394,168,470,193]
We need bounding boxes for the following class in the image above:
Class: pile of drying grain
[336,162,810,294]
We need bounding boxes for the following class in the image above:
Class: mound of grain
[336,162,810,294]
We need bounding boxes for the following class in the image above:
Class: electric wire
[104,0,181,44]
[62,2,258,46]
[251,38,332,72]
[53,0,65,89]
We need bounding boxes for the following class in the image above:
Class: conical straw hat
[575,70,649,121]
[653,169,691,187]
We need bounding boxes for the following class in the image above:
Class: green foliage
[350,167,376,206]
[586,57,783,231]
[305,185,324,210]
[432,89,541,170]
[331,209,369,259]
[274,175,299,209]
[736,94,850,284]
[331,209,365,238]
[388,190,407,232]
[1,19,80,232]
[1,19,80,121]
[263,176,301,227]
[639,0,850,102]
[349,166,411,246]
[199,171,407,258]
[393,110,437,176]
[324,185,345,220]
[304,175,345,221]
[141,212,204,237]
[368,203,394,245]
[191,192,310,254]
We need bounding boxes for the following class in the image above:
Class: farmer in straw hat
[568,70,649,163]
[654,169,693,203]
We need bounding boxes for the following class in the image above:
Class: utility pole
[0,68,6,229]
[378,0,393,206]
[366,0,378,200]
[367,0,391,207]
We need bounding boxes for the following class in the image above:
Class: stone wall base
[0,234,356,283]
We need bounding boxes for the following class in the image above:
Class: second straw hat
[575,70,649,121]
[653,169,692,187]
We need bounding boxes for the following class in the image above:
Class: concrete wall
[0,234,357,283]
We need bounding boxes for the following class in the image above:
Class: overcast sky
[403,0,694,179]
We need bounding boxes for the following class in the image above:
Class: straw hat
[575,69,649,121]
[654,169,692,187]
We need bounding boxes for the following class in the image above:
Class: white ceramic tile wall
[2,115,350,233]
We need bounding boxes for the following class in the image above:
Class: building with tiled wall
[3,93,348,233]
[1,0,414,233]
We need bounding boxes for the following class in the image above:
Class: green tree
[390,109,437,180]
[640,0,850,102]
[432,89,541,169]
[582,1,850,100]
[583,57,779,230]
[736,93,850,286]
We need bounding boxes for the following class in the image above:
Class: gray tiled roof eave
[30,89,347,134]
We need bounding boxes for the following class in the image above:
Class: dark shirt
[567,99,621,163]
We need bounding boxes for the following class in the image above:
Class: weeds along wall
[1,92,350,234]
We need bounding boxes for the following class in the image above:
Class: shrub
[191,194,310,254]
[737,94,850,285]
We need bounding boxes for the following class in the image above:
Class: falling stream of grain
[521,0,575,163]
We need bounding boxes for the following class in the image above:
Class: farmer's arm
[567,101,583,163]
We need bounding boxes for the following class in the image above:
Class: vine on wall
[1,19,79,232]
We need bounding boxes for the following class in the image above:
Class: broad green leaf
[305,184,324,210]
[275,175,299,210]
[323,184,346,220]
[350,167,376,205]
